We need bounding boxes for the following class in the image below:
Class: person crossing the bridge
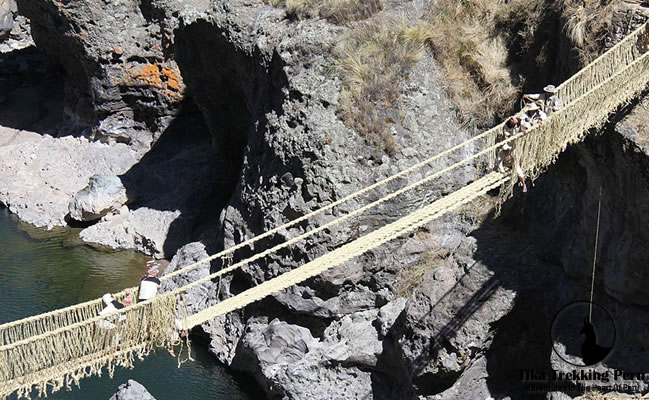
[98,293,128,319]
[523,84,562,115]
[521,103,547,132]
[136,261,184,357]
[138,261,161,302]
[497,117,527,193]
[97,292,132,349]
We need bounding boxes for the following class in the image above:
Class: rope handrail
[184,173,508,328]
[0,128,524,353]
[0,173,506,398]
[500,46,649,199]
[556,21,648,104]
[5,40,648,351]
[2,343,148,399]
[0,127,535,394]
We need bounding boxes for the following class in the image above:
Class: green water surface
[0,207,253,400]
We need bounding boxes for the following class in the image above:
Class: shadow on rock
[78,98,238,258]
[0,45,66,134]
[123,98,238,256]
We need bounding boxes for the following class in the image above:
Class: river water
[0,207,253,400]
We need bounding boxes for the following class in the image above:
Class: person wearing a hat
[503,116,520,138]
[138,262,161,302]
[521,102,547,132]
[497,117,527,193]
[523,84,562,115]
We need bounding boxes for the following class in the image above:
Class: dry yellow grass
[270,0,383,24]
[274,0,625,153]
[334,20,429,154]
[424,0,546,127]
[556,0,620,65]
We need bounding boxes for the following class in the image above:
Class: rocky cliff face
[6,0,649,399]
[19,0,194,147]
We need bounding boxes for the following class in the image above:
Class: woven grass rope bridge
[2,21,649,399]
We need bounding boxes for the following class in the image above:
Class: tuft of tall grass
[556,0,619,65]
[334,20,429,154]
[424,0,539,127]
[271,0,383,24]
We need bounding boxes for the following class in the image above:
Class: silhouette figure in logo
[580,317,612,365]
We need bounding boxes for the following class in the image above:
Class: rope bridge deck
[1,20,649,399]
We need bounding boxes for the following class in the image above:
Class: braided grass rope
[0,129,523,374]
[502,50,649,200]
[0,128,529,392]
[0,290,135,348]
[557,21,648,105]
[2,343,148,399]
[184,172,507,328]
[0,294,180,399]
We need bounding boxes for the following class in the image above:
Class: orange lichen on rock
[128,63,184,100]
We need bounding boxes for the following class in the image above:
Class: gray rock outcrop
[68,175,132,222]
[18,0,199,147]
[0,0,15,40]
[424,357,491,400]
[108,380,156,400]
[231,318,374,400]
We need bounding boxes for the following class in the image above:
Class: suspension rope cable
[6,42,646,348]
[5,35,649,352]
[0,113,500,336]
[589,185,603,322]
[184,173,508,328]
[1,19,647,367]
[3,21,649,396]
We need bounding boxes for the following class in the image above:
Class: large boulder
[108,380,156,400]
[231,318,374,400]
[68,175,133,222]
[0,135,138,229]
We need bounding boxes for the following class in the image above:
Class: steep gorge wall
[15,0,486,397]
[19,0,193,147]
